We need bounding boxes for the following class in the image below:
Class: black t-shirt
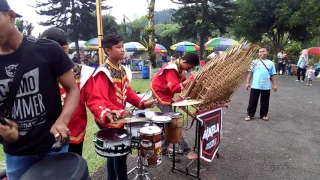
[0,36,74,155]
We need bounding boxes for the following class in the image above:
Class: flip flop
[262,116,269,121]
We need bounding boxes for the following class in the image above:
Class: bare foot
[186,151,198,160]
[262,116,269,121]
[245,116,252,121]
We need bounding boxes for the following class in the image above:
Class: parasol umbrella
[85,38,99,48]
[308,47,320,56]
[170,41,200,52]
[205,37,238,51]
[68,41,88,50]
[124,42,146,51]
[155,44,167,53]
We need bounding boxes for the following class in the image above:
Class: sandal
[245,116,253,121]
[262,116,269,121]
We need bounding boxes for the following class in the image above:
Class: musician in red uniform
[41,27,117,156]
[151,53,199,160]
[87,33,156,180]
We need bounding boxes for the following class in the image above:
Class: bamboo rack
[179,41,259,114]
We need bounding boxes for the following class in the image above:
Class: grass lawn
[0,78,191,175]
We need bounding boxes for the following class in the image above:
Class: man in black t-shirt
[0,1,80,179]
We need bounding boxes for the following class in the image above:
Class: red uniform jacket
[87,60,146,128]
[60,64,112,144]
[151,60,186,105]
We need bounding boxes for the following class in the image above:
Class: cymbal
[111,117,149,124]
[171,99,203,106]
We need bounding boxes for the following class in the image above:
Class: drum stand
[127,156,150,180]
[171,108,220,180]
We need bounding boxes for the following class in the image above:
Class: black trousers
[247,89,271,118]
[278,63,285,75]
[68,141,84,156]
[297,67,306,81]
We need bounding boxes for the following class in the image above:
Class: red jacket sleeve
[126,86,146,109]
[165,69,185,94]
[85,75,120,125]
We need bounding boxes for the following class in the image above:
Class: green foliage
[285,41,302,64]
[172,0,235,59]
[15,20,34,36]
[35,0,110,55]
[154,9,175,24]
[233,0,320,56]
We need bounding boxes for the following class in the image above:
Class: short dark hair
[259,47,268,51]
[102,34,123,49]
[183,53,199,66]
[41,27,68,46]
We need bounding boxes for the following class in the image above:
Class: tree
[233,0,320,59]
[171,0,235,59]
[15,19,34,35]
[146,0,156,68]
[34,0,110,57]
[78,13,119,41]
[122,16,148,42]
[155,23,181,51]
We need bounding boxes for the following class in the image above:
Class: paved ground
[92,75,320,180]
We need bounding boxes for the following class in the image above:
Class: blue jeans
[5,145,68,180]
[95,121,128,180]
[107,156,128,180]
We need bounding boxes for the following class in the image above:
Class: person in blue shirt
[245,47,277,121]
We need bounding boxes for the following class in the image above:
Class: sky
[7,0,180,37]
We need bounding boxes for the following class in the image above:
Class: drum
[125,122,150,148]
[94,128,131,158]
[165,112,184,143]
[19,152,90,180]
[150,115,172,129]
[139,126,162,167]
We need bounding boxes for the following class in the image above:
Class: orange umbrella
[308,47,320,56]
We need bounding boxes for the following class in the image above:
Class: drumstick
[131,90,149,114]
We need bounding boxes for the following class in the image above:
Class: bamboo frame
[96,0,104,65]
[179,41,259,113]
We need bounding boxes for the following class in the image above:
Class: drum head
[140,126,162,135]
[20,152,89,180]
[96,128,129,140]
[151,116,172,123]
[165,112,183,118]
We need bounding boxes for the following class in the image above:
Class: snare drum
[20,152,90,180]
[94,128,131,158]
[150,115,172,129]
[139,126,162,167]
[165,112,184,143]
[125,122,150,148]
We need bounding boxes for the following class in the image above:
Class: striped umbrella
[155,44,167,53]
[170,41,200,52]
[205,37,238,51]
[68,41,89,50]
[308,47,320,56]
[85,38,99,48]
[124,42,146,51]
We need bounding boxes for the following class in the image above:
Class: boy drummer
[151,53,199,160]
[87,33,156,180]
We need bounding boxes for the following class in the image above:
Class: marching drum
[165,112,184,143]
[19,152,90,180]
[139,126,162,167]
[94,128,131,158]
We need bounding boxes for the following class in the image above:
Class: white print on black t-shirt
[0,68,46,136]
[5,64,18,78]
